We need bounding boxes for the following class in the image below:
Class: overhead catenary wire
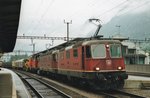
[19,0,150,42]
[30,0,55,35]
[70,0,129,30]
[93,0,150,37]
[18,3,41,36]
[30,0,129,36]
[68,0,111,18]
[96,0,128,18]
[116,0,150,16]
[114,0,150,35]
[26,0,44,34]
[66,0,126,36]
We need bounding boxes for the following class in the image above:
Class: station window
[66,51,70,59]
[73,49,78,58]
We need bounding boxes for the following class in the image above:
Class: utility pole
[64,20,72,42]
[30,38,36,54]
[116,25,121,35]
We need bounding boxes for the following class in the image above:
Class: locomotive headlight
[95,67,100,71]
[117,66,122,70]
[106,44,109,48]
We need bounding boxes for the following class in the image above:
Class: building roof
[0,0,21,53]
[112,33,129,41]
[122,41,136,49]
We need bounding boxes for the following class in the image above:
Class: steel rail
[16,71,72,98]
[32,77,72,98]
[113,89,145,98]
[21,77,44,98]
[100,92,118,98]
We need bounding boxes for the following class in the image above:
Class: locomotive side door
[52,52,58,73]
[84,45,92,71]
[81,46,91,70]
[82,46,85,70]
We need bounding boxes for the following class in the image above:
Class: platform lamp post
[64,20,72,42]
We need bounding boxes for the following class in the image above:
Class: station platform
[0,68,31,98]
[124,75,150,89]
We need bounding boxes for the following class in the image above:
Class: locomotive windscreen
[110,44,122,58]
[91,44,106,58]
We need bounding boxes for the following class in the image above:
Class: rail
[100,89,145,98]
[16,71,72,98]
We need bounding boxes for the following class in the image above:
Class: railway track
[127,72,150,77]
[16,71,72,98]
[14,70,148,98]
[127,72,150,89]
[100,89,145,98]
[14,70,92,98]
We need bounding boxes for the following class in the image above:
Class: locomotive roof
[82,39,121,46]
[34,37,121,56]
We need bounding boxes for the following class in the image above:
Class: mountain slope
[100,10,150,39]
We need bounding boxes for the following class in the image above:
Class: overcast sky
[14,0,150,53]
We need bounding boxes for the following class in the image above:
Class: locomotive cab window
[73,49,78,58]
[66,50,70,59]
[110,44,122,58]
[91,44,106,58]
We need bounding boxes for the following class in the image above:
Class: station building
[112,34,150,65]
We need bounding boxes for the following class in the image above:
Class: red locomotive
[23,37,128,90]
[14,19,128,89]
